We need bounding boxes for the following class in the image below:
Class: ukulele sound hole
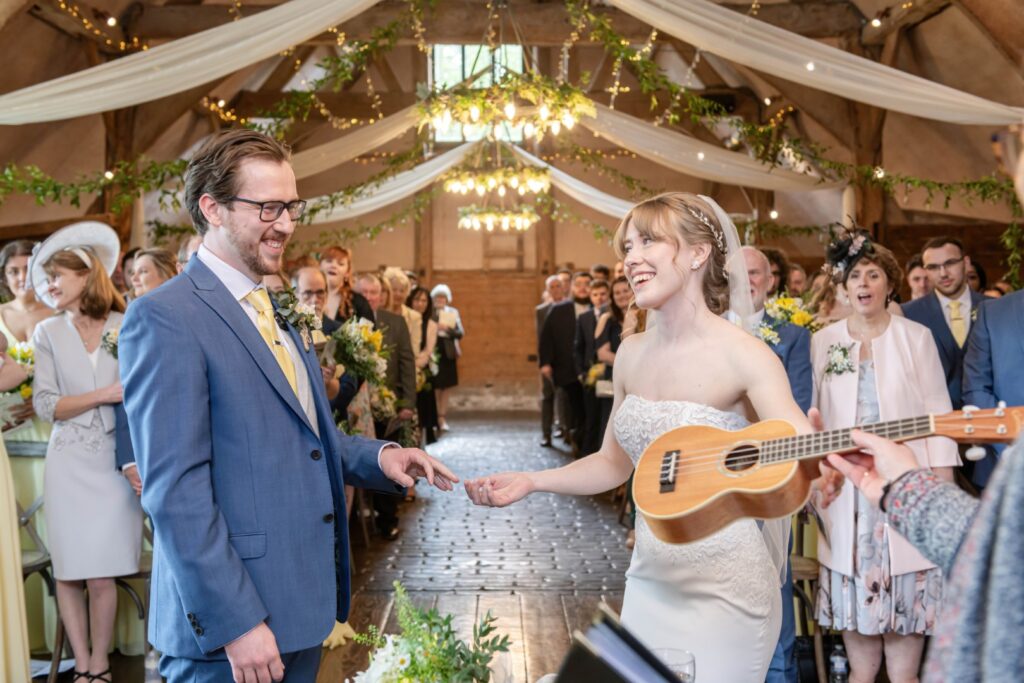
[724,444,761,473]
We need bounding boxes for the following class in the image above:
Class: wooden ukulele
[633,405,1024,545]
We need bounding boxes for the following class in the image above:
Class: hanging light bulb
[551,120,562,135]
[476,185,486,196]
[501,216,511,231]
[523,122,535,138]
[509,176,520,189]
[769,209,779,220]
[498,185,507,197]
[487,177,497,189]
[539,104,550,120]
[504,102,516,120]
[472,217,481,230]
[467,178,476,189]
[873,166,886,179]
[485,217,495,232]
[518,186,526,196]
[470,105,481,122]
[561,112,575,130]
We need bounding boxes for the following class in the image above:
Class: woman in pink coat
[812,231,960,683]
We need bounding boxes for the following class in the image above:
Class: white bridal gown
[614,395,782,682]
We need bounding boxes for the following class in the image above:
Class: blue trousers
[160,645,321,683]
[766,557,797,683]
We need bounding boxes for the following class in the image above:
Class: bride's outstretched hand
[465,472,534,507]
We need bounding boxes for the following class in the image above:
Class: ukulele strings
[634,415,1009,487]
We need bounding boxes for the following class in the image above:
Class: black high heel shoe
[71,671,90,683]
[89,669,113,683]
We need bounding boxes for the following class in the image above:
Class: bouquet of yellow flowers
[324,317,389,386]
[764,295,821,333]
[585,362,607,387]
[7,341,34,401]
[369,384,397,423]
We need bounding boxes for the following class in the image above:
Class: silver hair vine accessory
[684,205,726,254]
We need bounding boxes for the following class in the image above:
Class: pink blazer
[812,315,960,577]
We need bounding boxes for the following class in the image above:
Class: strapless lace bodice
[613,394,777,621]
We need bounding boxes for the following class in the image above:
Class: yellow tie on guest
[245,288,298,395]
[949,300,967,348]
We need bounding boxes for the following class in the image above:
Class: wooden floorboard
[477,593,527,683]
[521,592,573,681]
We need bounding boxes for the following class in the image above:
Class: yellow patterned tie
[244,288,298,395]
[949,300,967,348]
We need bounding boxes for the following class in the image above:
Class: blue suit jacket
[120,257,399,659]
[962,290,1024,486]
[902,290,987,408]
[769,322,813,414]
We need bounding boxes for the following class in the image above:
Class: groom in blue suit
[742,247,811,683]
[120,130,457,683]
[962,289,1024,488]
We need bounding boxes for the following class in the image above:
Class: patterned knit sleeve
[886,469,979,573]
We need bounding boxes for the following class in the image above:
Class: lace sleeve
[30,326,62,422]
[886,469,979,573]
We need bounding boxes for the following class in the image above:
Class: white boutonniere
[272,290,323,351]
[757,323,781,347]
[101,328,119,359]
[824,342,855,377]
[971,307,978,322]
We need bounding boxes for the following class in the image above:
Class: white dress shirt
[935,285,973,336]
[197,245,320,436]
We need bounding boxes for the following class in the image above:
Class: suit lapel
[187,260,315,436]
[925,293,957,365]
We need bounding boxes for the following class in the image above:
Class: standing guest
[177,234,203,268]
[761,247,791,296]
[320,246,373,322]
[992,279,1013,295]
[356,272,416,540]
[591,263,611,282]
[120,131,454,683]
[0,240,54,438]
[556,267,572,293]
[535,275,565,447]
[30,223,142,683]
[576,279,609,454]
[813,232,958,683]
[965,260,986,292]
[902,236,987,408]
[539,271,591,455]
[904,254,932,301]
[786,263,807,296]
[982,287,1003,298]
[612,260,625,281]
[262,272,287,294]
[810,277,853,326]
[404,270,418,290]
[382,267,422,354]
[129,248,178,299]
[806,269,828,299]
[962,289,1024,489]
[112,247,139,299]
[742,246,811,683]
[594,276,630,439]
[432,283,463,433]
[407,286,439,444]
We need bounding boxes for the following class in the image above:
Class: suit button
[195,627,204,636]
[186,612,195,620]
[310,449,322,461]
[323,513,335,523]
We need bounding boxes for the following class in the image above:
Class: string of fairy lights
[53,0,148,52]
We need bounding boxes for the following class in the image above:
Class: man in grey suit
[354,272,416,540]
[963,289,1024,489]
[535,275,565,447]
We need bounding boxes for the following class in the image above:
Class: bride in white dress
[466,192,840,681]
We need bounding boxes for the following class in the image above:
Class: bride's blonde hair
[613,192,730,315]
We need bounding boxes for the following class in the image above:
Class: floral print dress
[816,360,943,635]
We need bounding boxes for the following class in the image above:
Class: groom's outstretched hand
[224,622,284,683]
[380,447,459,491]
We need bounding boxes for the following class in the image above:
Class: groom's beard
[574,296,590,306]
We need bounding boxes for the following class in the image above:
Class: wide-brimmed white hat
[29,221,120,308]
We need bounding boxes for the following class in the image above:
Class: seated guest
[903,236,988,408]
[129,248,177,298]
[431,284,464,434]
[825,430,1024,683]
[962,289,1024,489]
[786,263,807,296]
[31,223,142,683]
[355,272,415,540]
[407,286,440,444]
[813,231,958,683]
[905,254,931,301]
[321,246,373,322]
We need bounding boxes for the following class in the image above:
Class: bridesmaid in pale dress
[29,224,142,683]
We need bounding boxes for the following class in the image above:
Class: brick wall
[430,270,544,410]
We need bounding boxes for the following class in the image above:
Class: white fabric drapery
[292,106,419,180]
[0,0,381,125]
[506,144,634,219]
[608,0,1024,125]
[308,142,474,224]
[583,103,842,192]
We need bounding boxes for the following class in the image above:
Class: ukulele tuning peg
[965,445,987,462]
[996,401,1007,417]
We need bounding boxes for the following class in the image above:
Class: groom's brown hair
[184,129,291,236]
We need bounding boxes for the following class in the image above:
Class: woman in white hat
[430,283,463,432]
[29,222,142,683]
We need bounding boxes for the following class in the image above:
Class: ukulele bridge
[660,450,680,493]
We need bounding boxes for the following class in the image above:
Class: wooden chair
[18,497,65,683]
[791,511,826,683]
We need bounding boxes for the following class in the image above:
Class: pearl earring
[691,261,700,270]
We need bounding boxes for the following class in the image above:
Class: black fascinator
[824,227,875,283]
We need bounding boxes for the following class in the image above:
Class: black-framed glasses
[923,257,964,273]
[228,196,307,222]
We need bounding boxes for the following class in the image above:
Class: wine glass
[652,648,696,682]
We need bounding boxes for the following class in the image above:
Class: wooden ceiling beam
[125,0,864,45]
[954,0,1023,72]
[29,0,126,54]
[861,0,950,45]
